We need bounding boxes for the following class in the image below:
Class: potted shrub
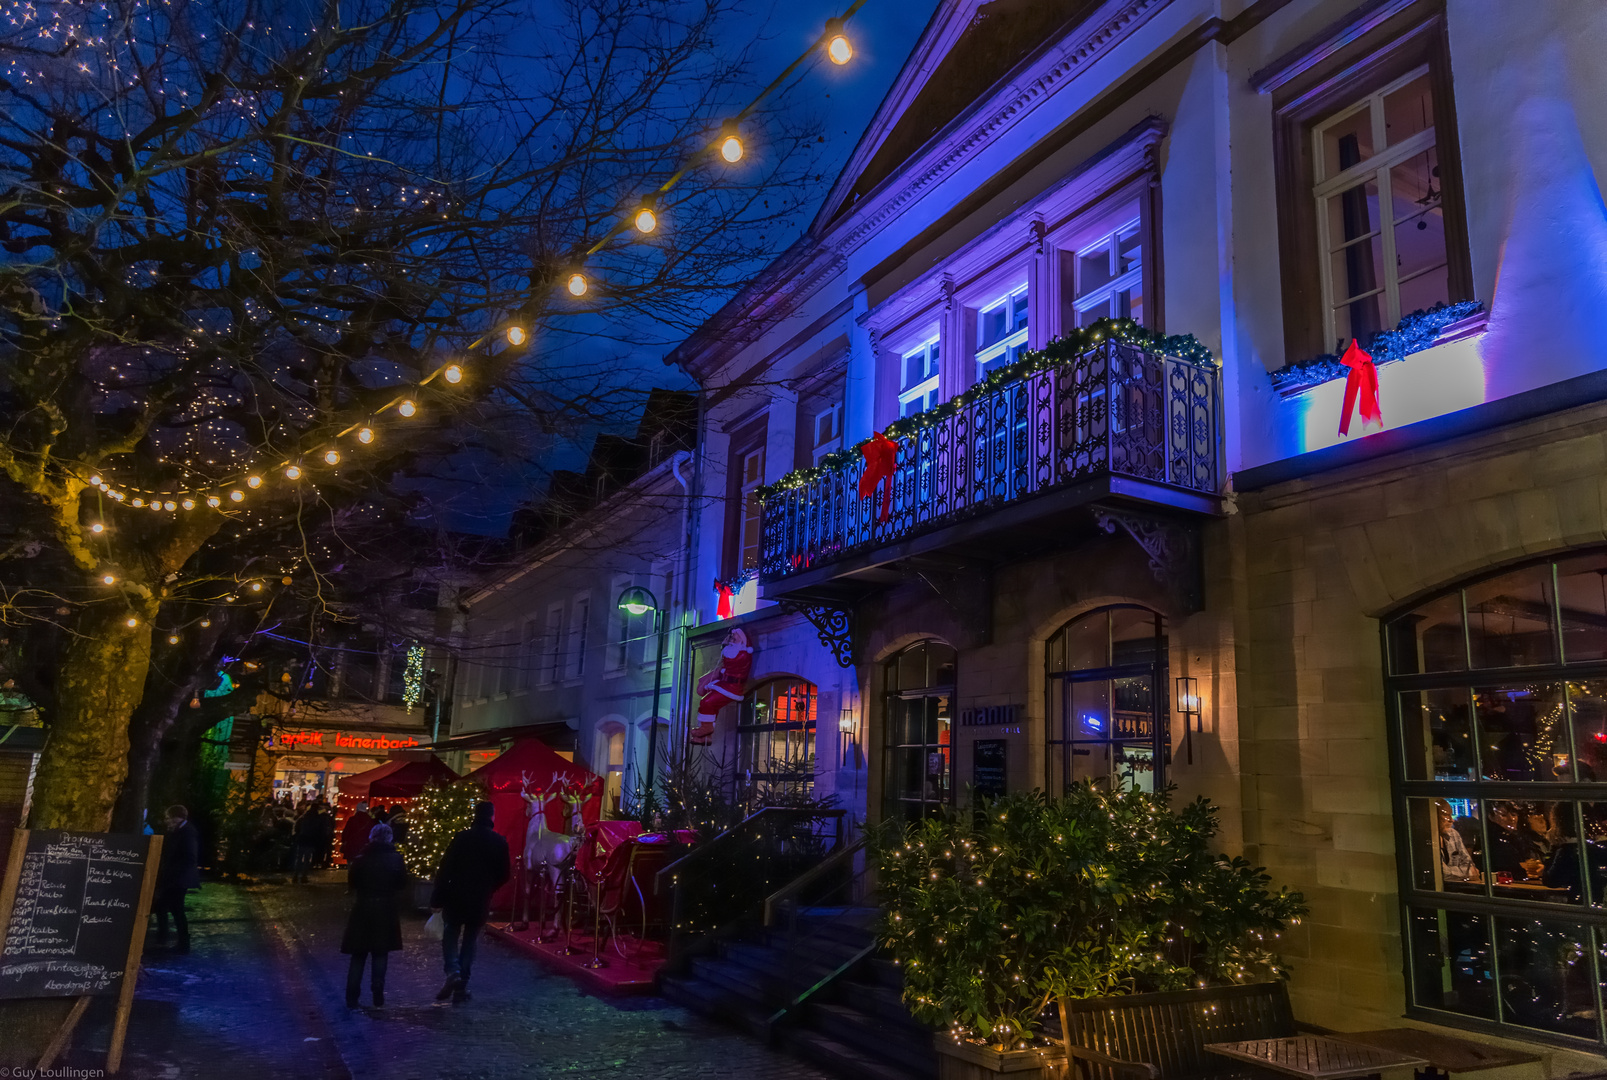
[872,784,1305,1079]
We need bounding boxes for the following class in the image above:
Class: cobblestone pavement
[57,876,836,1080]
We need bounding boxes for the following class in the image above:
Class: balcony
[759,340,1221,600]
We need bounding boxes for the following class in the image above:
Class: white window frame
[605,574,631,675]
[516,618,537,692]
[975,285,1029,378]
[1071,218,1143,328]
[898,338,940,418]
[737,446,765,573]
[540,602,564,686]
[565,594,590,680]
[811,403,844,464]
[1313,65,1441,349]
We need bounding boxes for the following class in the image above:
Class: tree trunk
[29,603,154,831]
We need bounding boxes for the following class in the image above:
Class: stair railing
[655,806,847,971]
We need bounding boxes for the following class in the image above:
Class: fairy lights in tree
[402,643,425,711]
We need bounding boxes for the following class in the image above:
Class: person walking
[152,805,201,953]
[293,804,325,883]
[342,800,375,865]
[342,822,409,1008]
[430,800,509,1004]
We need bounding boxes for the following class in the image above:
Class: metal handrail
[654,806,847,896]
[765,939,878,1035]
[762,833,867,927]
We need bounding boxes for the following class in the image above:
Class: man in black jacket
[153,804,202,953]
[430,801,509,1003]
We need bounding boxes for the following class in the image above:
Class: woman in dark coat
[342,822,409,1007]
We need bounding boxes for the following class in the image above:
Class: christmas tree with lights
[402,780,485,880]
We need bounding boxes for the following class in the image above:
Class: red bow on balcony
[859,431,898,522]
[714,579,733,620]
[1338,338,1382,437]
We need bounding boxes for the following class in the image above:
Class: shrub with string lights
[871,785,1305,1055]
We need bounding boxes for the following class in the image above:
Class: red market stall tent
[334,756,458,862]
[463,738,602,913]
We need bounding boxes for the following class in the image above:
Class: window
[1387,554,1607,1047]
[899,338,940,418]
[811,404,843,464]
[540,603,563,686]
[738,679,818,801]
[1045,606,1168,794]
[599,727,626,815]
[493,630,514,696]
[975,286,1028,377]
[565,596,589,679]
[606,575,631,674]
[737,446,765,573]
[883,640,957,821]
[516,619,537,692]
[1071,220,1143,328]
[1314,68,1448,348]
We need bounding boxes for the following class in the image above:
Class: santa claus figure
[691,628,754,745]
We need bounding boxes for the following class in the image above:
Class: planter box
[934,1034,1066,1080]
[412,879,433,912]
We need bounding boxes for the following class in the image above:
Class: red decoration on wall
[1338,339,1382,437]
[691,628,754,746]
[858,431,899,522]
[714,579,734,620]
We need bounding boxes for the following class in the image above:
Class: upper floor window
[565,596,589,679]
[1071,220,1143,328]
[811,404,843,464]
[738,445,765,573]
[976,286,1028,377]
[899,338,940,418]
[1314,68,1448,348]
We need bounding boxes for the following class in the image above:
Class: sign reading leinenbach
[0,830,156,999]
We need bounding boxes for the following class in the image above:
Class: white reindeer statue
[518,771,586,940]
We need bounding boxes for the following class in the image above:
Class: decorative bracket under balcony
[779,601,855,668]
[1093,507,1202,612]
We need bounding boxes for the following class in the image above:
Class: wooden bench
[1062,982,1297,1080]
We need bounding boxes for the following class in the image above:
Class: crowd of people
[1436,798,1607,901]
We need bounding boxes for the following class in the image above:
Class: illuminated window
[1045,606,1168,794]
[883,640,956,822]
[975,286,1028,377]
[811,404,843,464]
[898,338,940,418]
[1314,68,1448,348]
[599,727,626,814]
[1387,554,1607,1046]
[738,678,817,799]
[1072,220,1143,328]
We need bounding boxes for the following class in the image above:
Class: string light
[163,501,176,511]
[398,400,417,417]
[102,574,116,585]
[89,475,102,486]
[200,619,212,628]
[825,18,852,64]
[323,449,340,465]
[168,634,180,645]
[181,498,195,510]
[566,273,588,297]
[131,498,144,508]
[634,198,658,234]
[443,364,463,384]
[719,120,743,163]
[246,475,263,488]
[356,428,374,444]
[206,496,222,508]
[228,490,244,502]
[125,617,139,628]
[506,326,527,346]
[90,523,104,534]
[285,464,303,480]
[250,581,263,592]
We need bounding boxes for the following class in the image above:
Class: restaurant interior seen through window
[1389,553,1607,1046]
[737,678,817,799]
[1046,605,1168,794]
[883,639,956,821]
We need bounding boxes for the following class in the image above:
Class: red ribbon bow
[1338,339,1382,437]
[858,431,898,522]
[714,579,733,621]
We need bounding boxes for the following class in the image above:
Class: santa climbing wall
[691,628,754,745]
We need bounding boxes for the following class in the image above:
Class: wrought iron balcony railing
[759,340,1220,584]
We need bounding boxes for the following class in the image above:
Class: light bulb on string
[634,197,658,234]
[825,18,852,64]
[285,464,303,480]
[566,272,588,297]
[246,475,262,489]
[125,617,139,629]
[181,498,195,510]
[398,400,417,418]
[323,449,340,465]
[229,490,244,503]
[163,501,176,511]
[356,428,374,445]
[90,523,104,534]
[506,326,527,346]
[168,634,180,645]
[207,495,221,508]
[250,581,263,592]
[89,475,102,486]
[102,573,116,585]
[132,498,144,508]
[443,364,463,384]
[200,619,212,628]
[719,120,743,162]
[149,502,162,513]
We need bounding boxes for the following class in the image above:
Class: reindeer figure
[519,771,586,938]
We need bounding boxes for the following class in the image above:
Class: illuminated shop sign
[268,729,420,751]
[961,705,1021,728]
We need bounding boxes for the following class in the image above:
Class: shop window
[1387,553,1607,1047]
[1045,606,1168,793]
[883,639,957,822]
[975,285,1028,378]
[737,678,817,799]
[899,338,940,418]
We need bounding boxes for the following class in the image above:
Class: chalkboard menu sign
[972,739,1007,799]
[0,830,160,1000]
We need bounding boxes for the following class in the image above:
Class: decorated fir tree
[402,780,484,879]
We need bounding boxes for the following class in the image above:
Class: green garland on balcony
[756,318,1213,505]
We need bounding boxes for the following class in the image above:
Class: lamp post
[618,585,667,815]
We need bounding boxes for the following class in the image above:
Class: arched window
[1045,606,1167,793]
[883,639,957,821]
[597,726,626,816]
[1386,554,1607,1045]
[738,679,817,795]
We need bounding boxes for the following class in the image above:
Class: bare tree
[0,0,823,829]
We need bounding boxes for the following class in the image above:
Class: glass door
[1046,606,1167,792]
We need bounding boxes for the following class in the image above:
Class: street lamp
[617,585,668,813]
